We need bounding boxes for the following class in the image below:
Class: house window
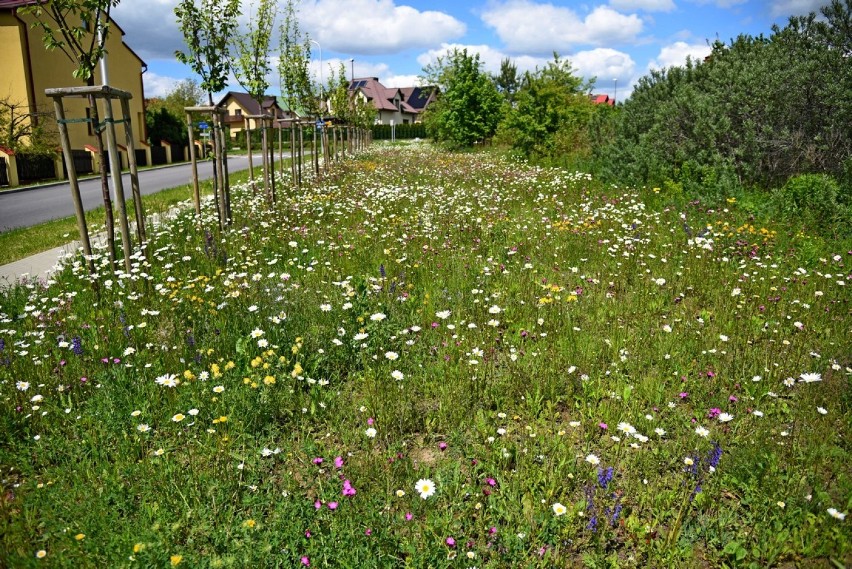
[235,109,242,116]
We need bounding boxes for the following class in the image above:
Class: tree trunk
[88,94,116,273]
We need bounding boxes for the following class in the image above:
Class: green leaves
[174,0,241,103]
[231,0,277,105]
[421,49,503,148]
[22,0,119,83]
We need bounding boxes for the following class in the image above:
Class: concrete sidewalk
[0,243,77,287]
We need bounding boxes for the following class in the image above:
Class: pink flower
[365,528,372,536]
[312,457,323,464]
[486,477,496,487]
[328,501,338,510]
[314,500,322,510]
[598,422,608,430]
[405,512,412,521]
[679,392,689,399]
[708,408,721,419]
[334,456,344,469]
[729,395,738,402]
[305,530,311,538]
[301,556,310,566]
[342,479,356,496]
[446,537,456,547]
[367,417,374,426]
[438,442,447,451]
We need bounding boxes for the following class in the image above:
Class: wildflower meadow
[0,142,849,567]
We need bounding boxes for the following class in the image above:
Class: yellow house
[217,91,295,142]
[0,0,147,178]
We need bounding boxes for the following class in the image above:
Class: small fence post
[119,95,146,245]
[50,94,94,274]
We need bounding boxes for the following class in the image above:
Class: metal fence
[151,146,167,165]
[61,150,94,177]
[16,153,56,183]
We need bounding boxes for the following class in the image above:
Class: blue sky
[112,0,829,101]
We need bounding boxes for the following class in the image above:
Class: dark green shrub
[771,173,851,235]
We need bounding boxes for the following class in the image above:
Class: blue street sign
[198,121,209,130]
[316,119,323,130]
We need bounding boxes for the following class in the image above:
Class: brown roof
[350,77,433,115]
[217,91,286,118]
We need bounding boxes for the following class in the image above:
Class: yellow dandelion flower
[243,519,257,528]
[263,376,276,385]
[183,370,195,381]
[291,362,303,378]
[75,533,85,541]
[170,554,183,566]
[225,361,235,370]
[133,543,145,553]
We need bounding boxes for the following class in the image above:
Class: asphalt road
[0,154,270,232]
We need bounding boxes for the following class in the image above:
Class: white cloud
[416,43,549,76]
[143,71,188,98]
[299,0,466,55]
[481,1,644,52]
[382,74,423,88]
[769,0,825,17]
[113,0,184,61]
[571,48,636,87]
[414,43,634,93]
[648,41,711,70]
[610,0,676,11]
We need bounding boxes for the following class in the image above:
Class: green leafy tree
[497,53,594,159]
[145,79,203,147]
[145,106,186,146]
[147,79,204,120]
[22,0,127,273]
[231,0,277,197]
[231,0,276,104]
[493,57,520,104]
[421,48,503,148]
[278,0,316,119]
[174,0,241,105]
[23,0,120,82]
[0,96,55,152]
[175,0,241,225]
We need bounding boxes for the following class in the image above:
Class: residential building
[348,77,437,124]
[217,91,297,141]
[592,94,615,106]
[0,0,148,170]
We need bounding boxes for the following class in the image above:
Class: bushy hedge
[371,123,427,140]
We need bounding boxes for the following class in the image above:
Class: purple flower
[334,456,344,469]
[342,479,356,497]
[597,466,613,489]
[438,442,447,451]
[312,457,323,465]
[446,537,456,547]
[328,501,338,510]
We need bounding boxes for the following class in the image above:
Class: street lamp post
[310,39,323,92]
[614,78,618,105]
[350,58,354,83]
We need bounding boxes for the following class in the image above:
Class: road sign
[198,121,209,130]
[316,119,324,130]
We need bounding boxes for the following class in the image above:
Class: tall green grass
[0,142,849,568]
